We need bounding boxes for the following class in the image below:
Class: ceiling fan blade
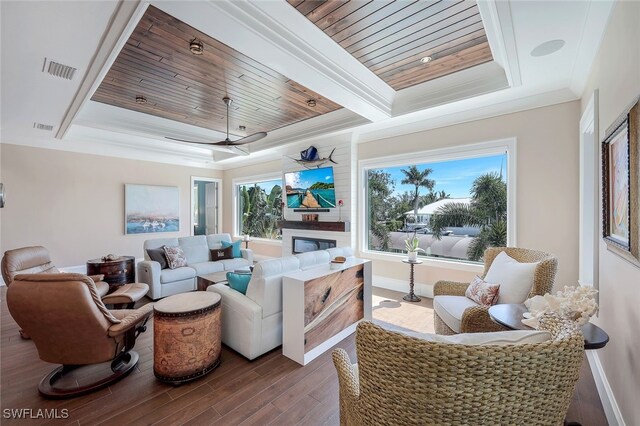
[213,132,267,146]
[230,145,250,156]
[165,136,221,145]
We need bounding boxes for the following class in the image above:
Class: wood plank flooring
[0,286,608,425]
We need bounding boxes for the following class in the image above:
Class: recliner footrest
[102,283,149,305]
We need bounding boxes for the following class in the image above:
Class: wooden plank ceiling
[288,0,494,90]
[92,6,341,137]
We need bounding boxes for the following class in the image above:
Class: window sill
[359,249,484,273]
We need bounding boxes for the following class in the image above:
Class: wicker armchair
[434,247,558,334]
[332,315,583,426]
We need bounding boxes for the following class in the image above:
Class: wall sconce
[0,183,5,208]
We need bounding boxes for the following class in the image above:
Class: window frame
[358,138,517,270]
[232,172,284,244]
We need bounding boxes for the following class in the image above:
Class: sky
[377,153,507,198]
[284,166,334,189]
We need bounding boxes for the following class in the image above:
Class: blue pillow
[226,272,251,295]
[221,240,242,258]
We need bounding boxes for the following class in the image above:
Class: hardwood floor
[0,286,608,425]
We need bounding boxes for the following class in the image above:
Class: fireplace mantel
[277,220,350,232]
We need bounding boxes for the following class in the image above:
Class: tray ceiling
[91,6,342,137]
[288,0,494,90]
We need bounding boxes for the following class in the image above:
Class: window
[236,177,283,240]
[362,142,514,264]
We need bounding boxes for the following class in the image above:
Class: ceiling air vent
[42,58,77,80]
[33,122,54,131]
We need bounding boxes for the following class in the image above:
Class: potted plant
[404,231,425,262]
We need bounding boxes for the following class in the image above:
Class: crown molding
[478,0,521,88]
[393,62,509,116]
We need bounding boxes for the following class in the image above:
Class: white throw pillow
[484,251,538,304]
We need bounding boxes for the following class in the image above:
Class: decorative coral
[523,285,598,328]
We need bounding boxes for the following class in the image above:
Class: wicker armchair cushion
[433,296,479,333]
[392,327,551,346]
[485,251,538,304]
[465,276,500,306]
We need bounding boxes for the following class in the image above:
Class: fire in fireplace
[292,236,337,254]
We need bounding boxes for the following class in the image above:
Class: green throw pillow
[226,272,251,295]
[221,240,242,258]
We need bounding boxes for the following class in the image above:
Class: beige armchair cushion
[433,295,479,333]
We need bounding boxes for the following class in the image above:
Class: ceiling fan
[165,96,267,154]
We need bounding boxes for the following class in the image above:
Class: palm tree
[400,165,435,218]
[430,172,507,261]
[422,189,450,206]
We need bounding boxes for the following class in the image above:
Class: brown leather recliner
[7,273,153,398]
[1,246,149,307]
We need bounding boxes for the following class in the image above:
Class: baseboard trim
[586,350,625,426]
[373,275,433,298]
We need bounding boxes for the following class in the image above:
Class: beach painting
[284,166,336,209]
[125,184,179,234]
[608,126,629,246]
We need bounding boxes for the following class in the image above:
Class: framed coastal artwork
[125,184,179,234]
[602,97,639,265]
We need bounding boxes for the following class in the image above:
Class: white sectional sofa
[138,234,253,300]
[207,247,354,360]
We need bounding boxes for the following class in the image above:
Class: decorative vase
[407,251,418,262]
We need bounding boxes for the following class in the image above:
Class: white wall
[0,143,222,267]
[580,1,640,423]
[358,101,581,290]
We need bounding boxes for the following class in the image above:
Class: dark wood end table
[488,304,609,350]
[401,259,423,302]
[87,256,135,292]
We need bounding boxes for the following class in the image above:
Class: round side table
[154,291,222,385]
[401,259,423,302]
[86,256,135,291]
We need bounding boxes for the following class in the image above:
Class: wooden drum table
[153,292,222,385]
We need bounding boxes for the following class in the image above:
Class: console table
[282,258,372,365]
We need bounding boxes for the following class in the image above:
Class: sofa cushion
[227,272,252,295]
[146,247,168,270]
[245,256,301,318]
[296,250,330,270]
[221,240,242,258]
[160,266,196,284]
[163,246,188,269]
[206,234,233,249]
[210,246,233,261]
[484,251,538,304]
[433,295,479,333]
[178,236,209,264]
[190,261,225,276]
[220,258,251,271]
[327,247,354,259]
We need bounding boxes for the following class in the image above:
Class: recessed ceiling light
[530,39,565,57]
[135,95,147,104]
[239,125,246,131]
[306,99,317,107]
[189,38,204,55]
[420,56,432,64]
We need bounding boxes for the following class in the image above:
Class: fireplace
[292,236,337,254]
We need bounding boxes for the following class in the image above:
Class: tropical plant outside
[238,179,283,240]
[366,153,508,263]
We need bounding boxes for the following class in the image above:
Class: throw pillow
[221,240,242,258]
[147,247,169,269]
[163,245,187,270]
[465,276,500,306]
[226,272,252,295]
[484,251,538,304]
[210,246,233,261]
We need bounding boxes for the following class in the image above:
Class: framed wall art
[602,96,639,265]
[125,184,180,234]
